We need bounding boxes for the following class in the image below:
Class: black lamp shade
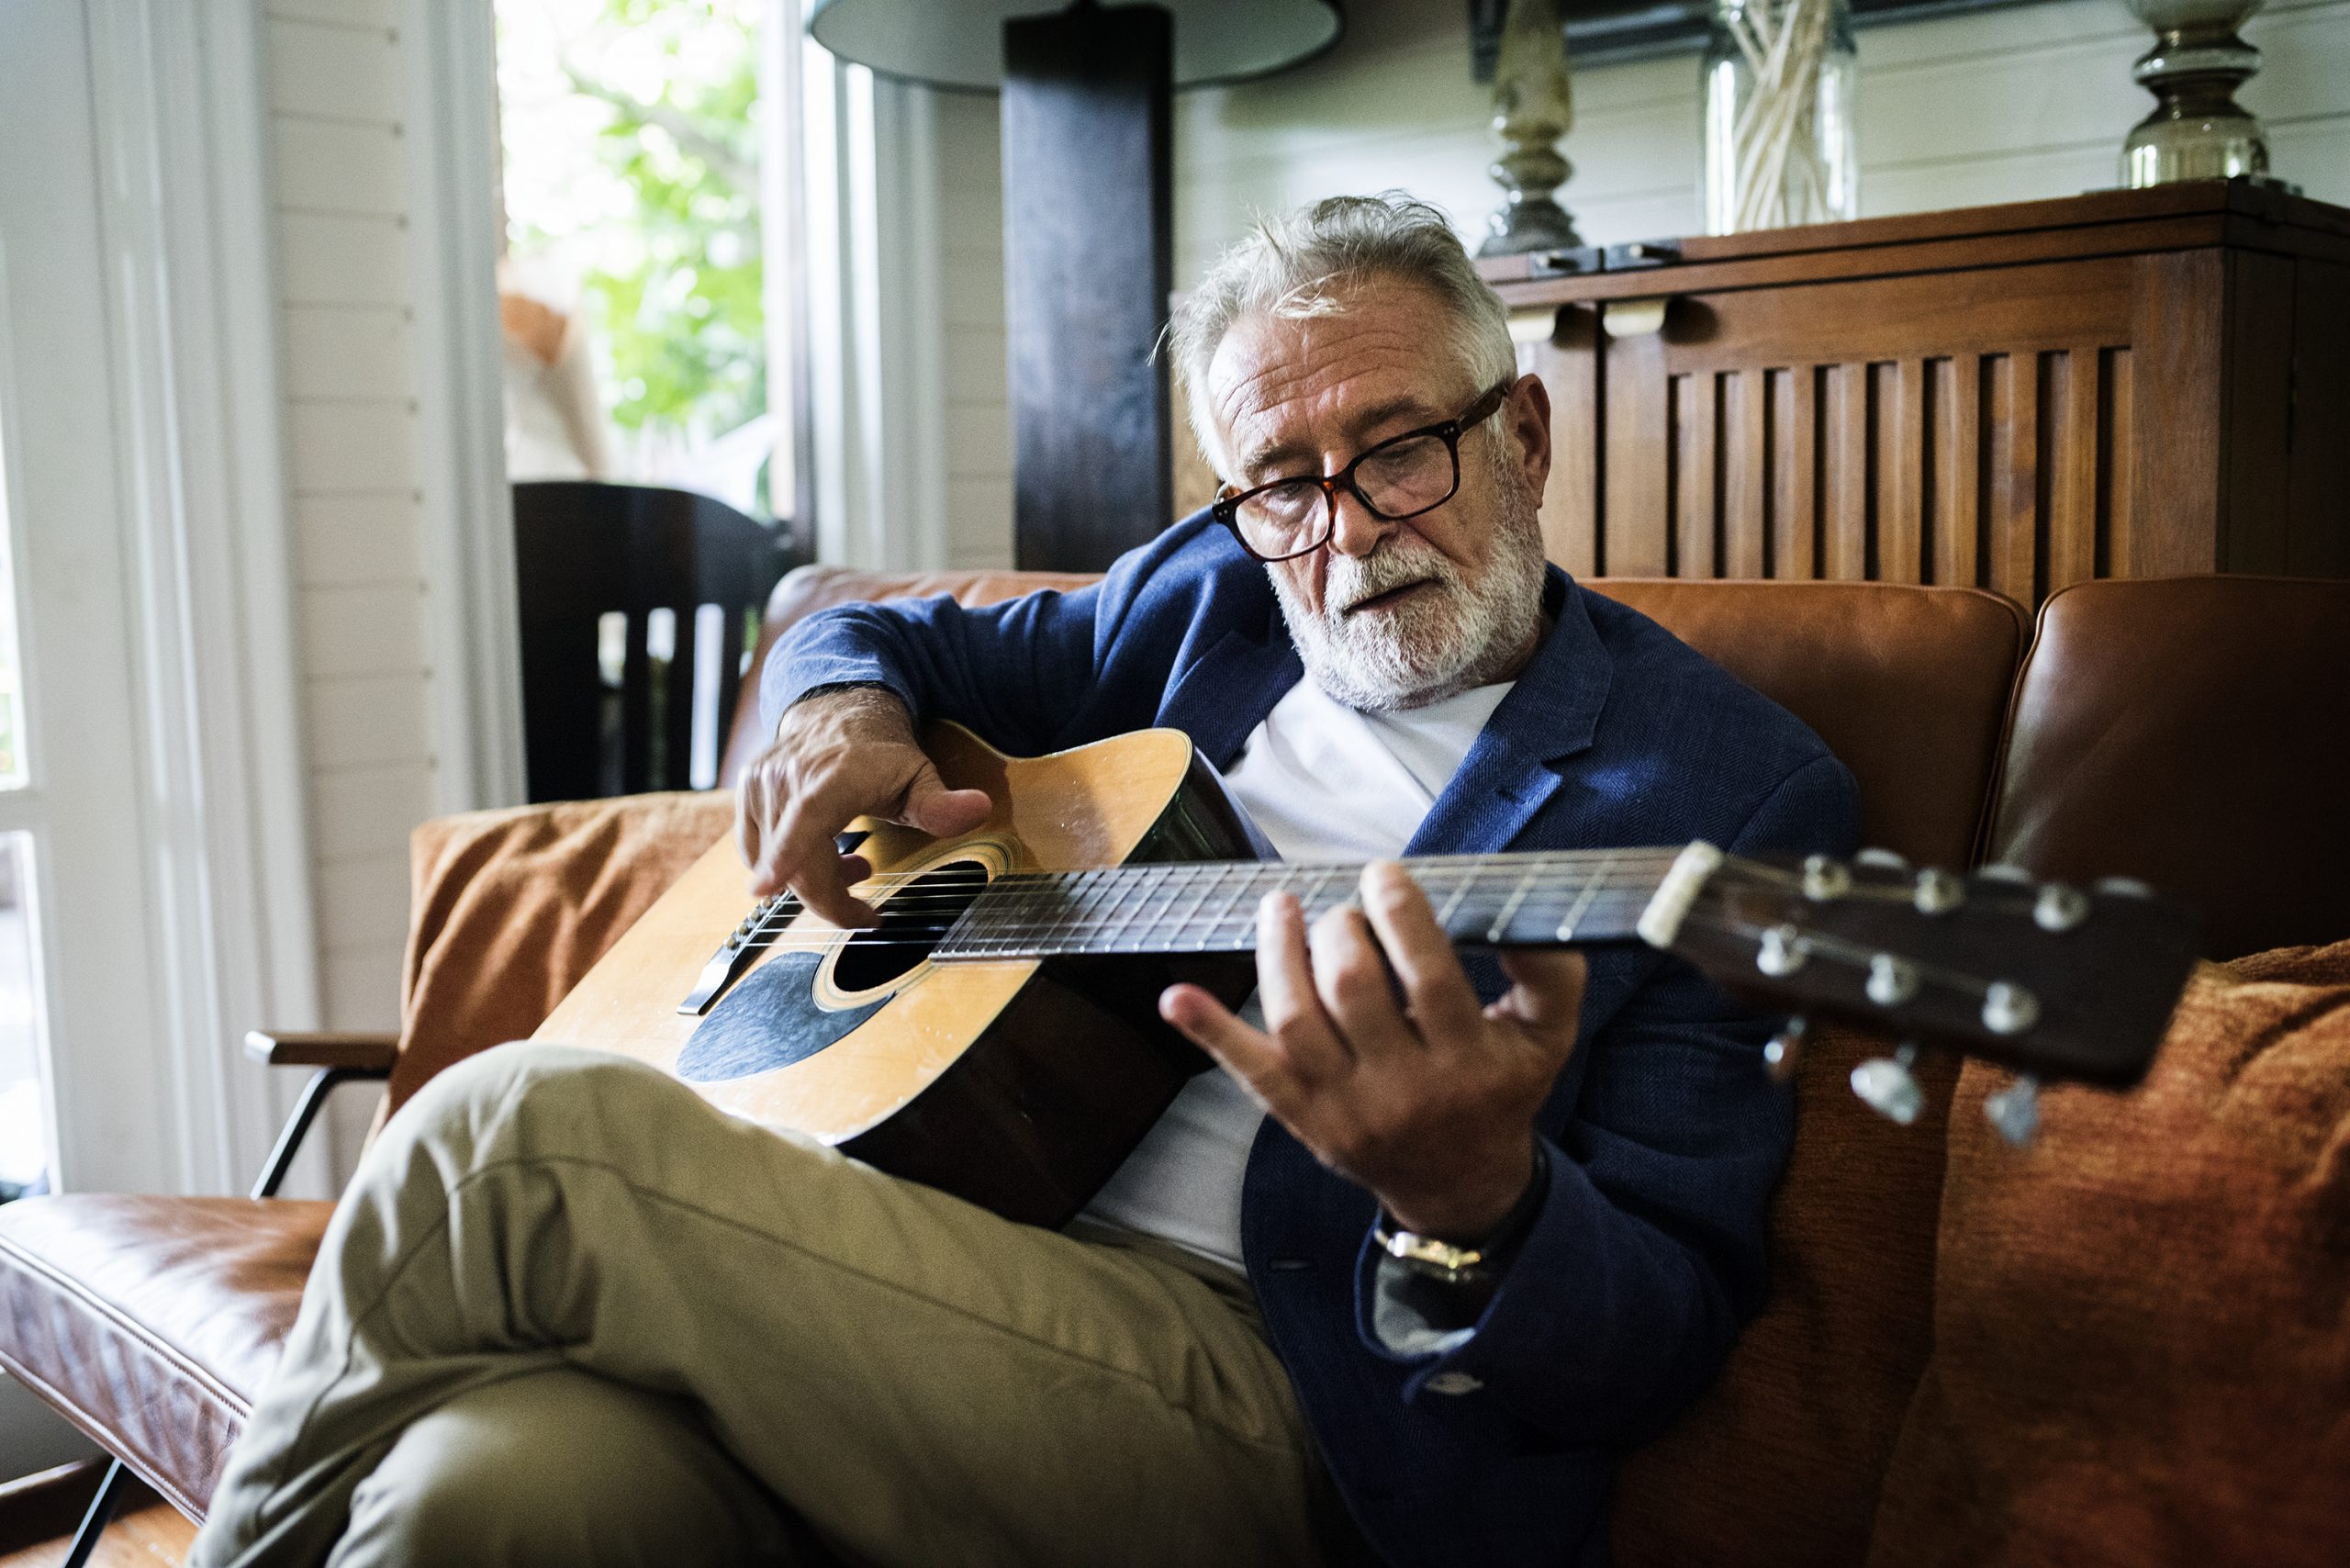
[807,0,1342,91]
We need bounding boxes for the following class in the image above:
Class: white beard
[1268,465,1548,712]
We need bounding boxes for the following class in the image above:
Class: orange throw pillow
[1866,940,2350,1568]
[388,792,734,1116]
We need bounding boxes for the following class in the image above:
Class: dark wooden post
[1001,3,1174,572]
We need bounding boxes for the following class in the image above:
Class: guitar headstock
[1642,844,2200,1093]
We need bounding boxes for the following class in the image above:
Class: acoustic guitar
[537,722,2199,1226]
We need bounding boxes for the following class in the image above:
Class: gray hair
[1169,193,1516,478]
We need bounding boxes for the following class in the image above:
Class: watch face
[1379,1226,1488,1285]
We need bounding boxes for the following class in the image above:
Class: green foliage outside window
[500,0,767,467]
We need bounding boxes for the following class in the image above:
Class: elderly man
[193,196,1855,1568]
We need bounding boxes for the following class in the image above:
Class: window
[495,0,806,521]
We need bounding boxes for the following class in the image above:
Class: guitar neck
[932,849,1686,960]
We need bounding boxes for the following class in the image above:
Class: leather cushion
[1595,579,2027,870]
[1865,939,2350,1568]
[0,1195,329,1521]
[1986,575,2350,958]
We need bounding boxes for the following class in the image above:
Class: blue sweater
[763,513,1859,1567]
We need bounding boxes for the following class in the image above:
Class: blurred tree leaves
[503,0,766,455]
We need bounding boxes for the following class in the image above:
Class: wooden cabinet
[1483,179,2350,605]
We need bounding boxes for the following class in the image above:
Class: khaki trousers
[189,1044,1339,1568]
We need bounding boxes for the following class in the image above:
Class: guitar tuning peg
[1854,847,1910,872]
[1762,1017,1807,1082]
[1800,856,1852,900]
[1983,1073,2042,1148]
[1852,1042,1925,1126]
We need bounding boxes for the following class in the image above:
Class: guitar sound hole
[832,860,991,993]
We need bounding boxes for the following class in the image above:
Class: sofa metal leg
[59,1458,128,1568]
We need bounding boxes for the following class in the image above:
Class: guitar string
[711,884,1677,957]
[735,846,1692,893]
[724,852,1691,922]
[720,863,1686,931]
[724,861,1686,924]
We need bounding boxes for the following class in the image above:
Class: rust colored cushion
[1612,1025,1961,1568]
[1866,940,2350,1568]
[389,790,733,1115]
[0,1195,330,1521]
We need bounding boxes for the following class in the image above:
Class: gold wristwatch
[1371,1225,1494,1287]
[1371,1145,1550,1289]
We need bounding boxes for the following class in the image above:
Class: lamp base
[2121,3,2270,188]
[1480,196,1582,258]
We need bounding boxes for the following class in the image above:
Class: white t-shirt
[1074,677,1515,1270]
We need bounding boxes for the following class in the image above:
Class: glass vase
[1702,0,1859,235]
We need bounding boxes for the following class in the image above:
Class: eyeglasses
[1210,382,1514,563]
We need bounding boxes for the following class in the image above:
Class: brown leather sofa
[3,569,2345,1562]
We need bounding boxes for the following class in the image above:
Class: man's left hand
[1159,861,1587,1241]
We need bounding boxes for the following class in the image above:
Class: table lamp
[808,0,1343,571]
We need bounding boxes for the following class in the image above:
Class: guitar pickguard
[676,954,885,1082]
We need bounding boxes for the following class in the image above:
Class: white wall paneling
[272,118,408,214]
[267,12,405,119]
[260,0,439,1137]
[934,90,1013,570]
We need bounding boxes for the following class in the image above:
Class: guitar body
[534,723,1259,1226]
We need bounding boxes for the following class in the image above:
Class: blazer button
[1424,1372,1483,1396]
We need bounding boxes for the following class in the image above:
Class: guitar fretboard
[930,849,1684,960]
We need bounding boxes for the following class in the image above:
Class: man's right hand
[734,687,993,928]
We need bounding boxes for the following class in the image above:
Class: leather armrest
[241,1031,398,1073]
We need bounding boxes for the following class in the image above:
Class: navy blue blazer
[762,513,1859,1567]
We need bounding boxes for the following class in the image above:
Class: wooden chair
[515,481,802,801]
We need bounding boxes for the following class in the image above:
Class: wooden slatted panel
[1561,250,2231,606]
[2050,347,2099,594]
[1671,373,1722,578]
[1606,332,1671,576]
[1883,359,1926,583]
[1983,353,2034,602]
[1824,363,1868,579]
[1613,339,2145,602]
[1726,370,1767,577]
[1931,355,1980,587]
[1785,367,1822,579]
[1528,310,1599,578]
[2100,346,2135,577]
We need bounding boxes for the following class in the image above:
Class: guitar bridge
[677,892,800,1014]
[677,831,867,1014]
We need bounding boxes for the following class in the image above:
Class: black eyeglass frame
[1209,380,1516,563]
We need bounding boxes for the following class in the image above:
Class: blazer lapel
[1155,628,1304,770]
[1404,568,1612,857]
